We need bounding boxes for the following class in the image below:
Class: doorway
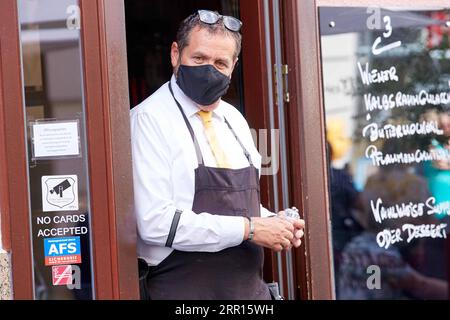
[123,0,288,296]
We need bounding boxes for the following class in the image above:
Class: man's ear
[231,57,239,74]
[171,42,180,69]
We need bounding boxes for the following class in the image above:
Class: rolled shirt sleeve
[261,205,277,218]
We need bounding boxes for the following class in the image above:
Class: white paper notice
[42,175,79,212]
[32,121,80,158]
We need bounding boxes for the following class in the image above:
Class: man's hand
[278,211,305,249]
[243,216,301,252]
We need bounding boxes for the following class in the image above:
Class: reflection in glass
[18,0,94,300]
[320,7,450,299]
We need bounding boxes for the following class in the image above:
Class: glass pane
[319,7,450,299]
[18,0,94,300]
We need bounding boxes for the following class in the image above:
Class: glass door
[1,0,137,300]
[319,5,450,300]
[17,0,95,300]
[124,0,290,298]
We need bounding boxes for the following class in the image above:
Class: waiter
[131,10,305,300]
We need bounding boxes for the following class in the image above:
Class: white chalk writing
[371,15,403,56]
[362,121,443,142]
[358,62,399,86]
[364,91,450,113]
[376,224,447,249]
[370,197,450,224]
[365,145,450,167]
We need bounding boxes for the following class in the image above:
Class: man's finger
[292,238,302,248]
[295,229,304,239]
[283,230,294,241]
[293,219,305,229]
[273,244,283,252]
[278,217,294,232]
[281,239,291,250]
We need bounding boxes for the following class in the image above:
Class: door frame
[0,0,34,299]
[240,0,282,288]
[282,0,334,300]
[241,0,303,297]
[80,0,138,300]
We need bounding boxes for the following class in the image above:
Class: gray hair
[176,12,242,60]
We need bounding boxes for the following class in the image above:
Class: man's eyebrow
[215,58,231,65]
[190,51,232,65]
[191,51,209,58]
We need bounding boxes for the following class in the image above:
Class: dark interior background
[125,0,244,113]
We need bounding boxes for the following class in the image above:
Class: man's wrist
[244,217,255,241]
[243,217,250,240]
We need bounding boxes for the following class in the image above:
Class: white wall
[0,217,11,299]
[0,213,3,253]
[321,33,360,168]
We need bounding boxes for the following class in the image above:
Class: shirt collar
[170,75,225,122]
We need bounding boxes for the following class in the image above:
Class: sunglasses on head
[198,10,243,32]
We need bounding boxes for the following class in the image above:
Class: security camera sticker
[42,175,79,212]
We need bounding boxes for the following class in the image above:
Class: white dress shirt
[130,75,275,265]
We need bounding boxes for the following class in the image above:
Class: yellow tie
[198,111,230,168]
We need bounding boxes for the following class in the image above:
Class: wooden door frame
[80,0,138,300]
[0,0,34,299]
[241,0,294,290]
[0,28,11,256]
[240,0,280,285]
[0,0,138,300]
[242,0,320,298]
[283,0,450,300]
[282,0,334,300]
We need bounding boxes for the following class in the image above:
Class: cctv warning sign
[42,175,78,212]
[44,237,81,266]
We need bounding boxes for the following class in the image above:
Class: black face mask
[176,64,231,106]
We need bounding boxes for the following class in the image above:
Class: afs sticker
[44,237,81,266]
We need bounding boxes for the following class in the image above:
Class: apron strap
[169,81,253,167]
[224,118,253,166]
[165,209,183,248]
[169,82,204,165]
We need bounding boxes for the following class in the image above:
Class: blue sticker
[44,237,81,266]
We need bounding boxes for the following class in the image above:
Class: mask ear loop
[234,59,240,71]
[175,49,183,79]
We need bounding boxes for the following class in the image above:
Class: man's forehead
[185,27,236,58]
[189,48,234,61]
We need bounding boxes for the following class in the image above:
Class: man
[131,10,305,300]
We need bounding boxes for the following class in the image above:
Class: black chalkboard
[319,6,450,300]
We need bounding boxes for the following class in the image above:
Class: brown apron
[143,83,271,300]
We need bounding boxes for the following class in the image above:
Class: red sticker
[52,265,73,286]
